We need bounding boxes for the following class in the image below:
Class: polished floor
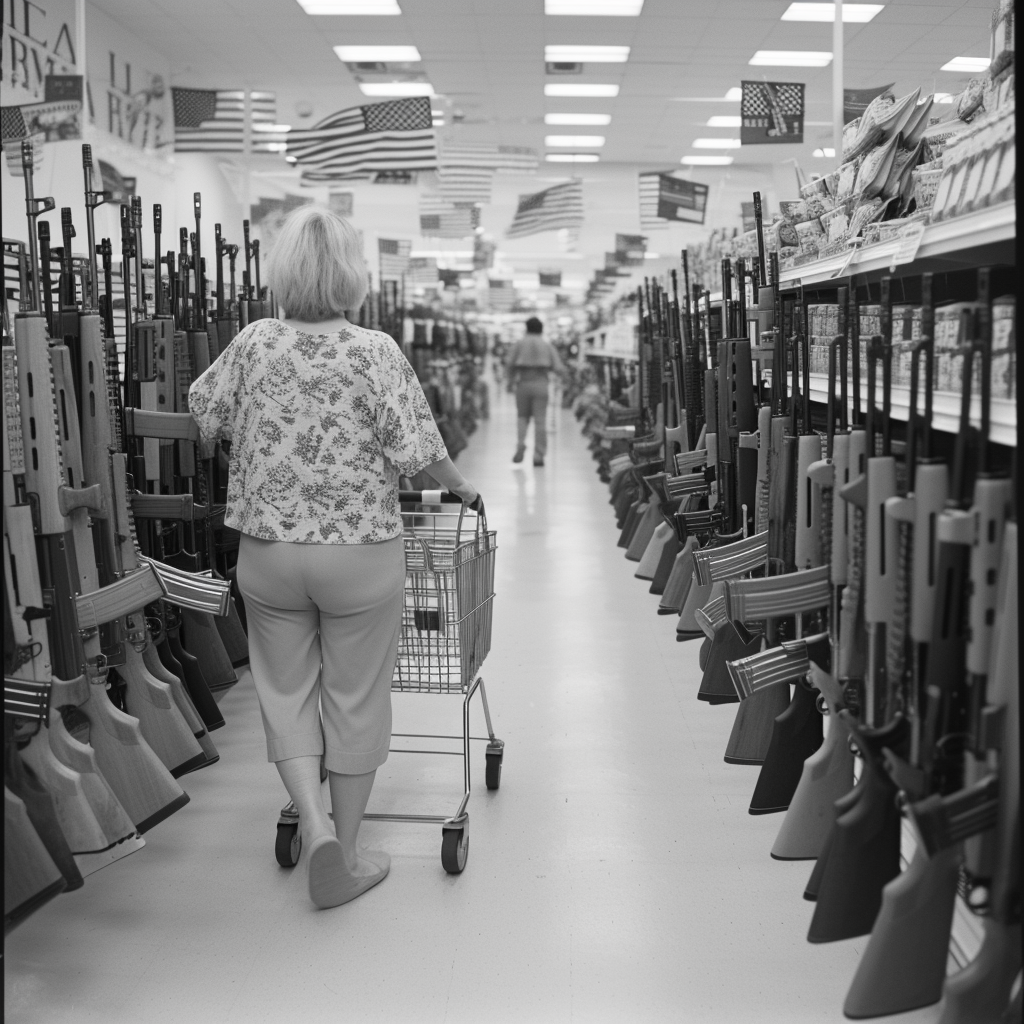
[5,377,947,1024]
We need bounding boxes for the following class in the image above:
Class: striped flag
[285,97,436,182]
[487,279,515,311]
[419,192,480,238]
[378,238,412,280]
[506,179,583,239]
[436,144,538,205]
[171,88,277,153]
[438,164,493,205]
[639,171,671,230]
[406,257,439,288]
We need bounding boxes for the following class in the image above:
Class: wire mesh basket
[393,493,497,694]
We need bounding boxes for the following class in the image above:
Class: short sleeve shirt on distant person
[188,319,448,544]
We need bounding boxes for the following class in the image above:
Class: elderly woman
[189,206,480,910]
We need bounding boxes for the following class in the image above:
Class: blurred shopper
[190,206,481,910]
[508,316,565,466]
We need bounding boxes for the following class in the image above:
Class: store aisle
[5,383,941,1024]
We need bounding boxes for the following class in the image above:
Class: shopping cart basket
[274,491,503,875]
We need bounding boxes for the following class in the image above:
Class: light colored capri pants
[515,374,550,456]
[236,533,406,775]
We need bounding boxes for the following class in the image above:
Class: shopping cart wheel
[484,749,503,791]
[275,822,301,868]
[441,825,469,874]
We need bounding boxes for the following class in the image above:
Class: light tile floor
[5,380,946,1024]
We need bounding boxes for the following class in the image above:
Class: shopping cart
[274,491,502,874]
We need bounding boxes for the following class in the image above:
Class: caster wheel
[275,822,301,867]
[441,827,469,874]
[485,751,503,791]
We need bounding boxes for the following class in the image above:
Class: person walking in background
[189,206,481,911]
[508,316,565,467]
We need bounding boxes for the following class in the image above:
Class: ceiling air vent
[545,62,582,75]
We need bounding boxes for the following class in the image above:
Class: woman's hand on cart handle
[422,455,480,509]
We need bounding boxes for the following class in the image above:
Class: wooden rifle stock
[4,786,68,934]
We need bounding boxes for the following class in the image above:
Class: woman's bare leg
[328,770,389,878]
[276,755,333,846]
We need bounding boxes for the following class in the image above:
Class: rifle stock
[4,786,67,934]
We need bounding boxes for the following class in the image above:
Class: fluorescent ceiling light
[725,87,742,100]
[545,45,630,62]
[781,3,884,22]
[706,115,741,127]
[672,89,742,103]
[812,147,836,157]
[940,56,991,73]
[334,45,421,61]
[545,112,612,125]
[692,137,741,148]
[432,118,445,126]
[934,92,955,104]
[545,84,619,97]
[750,50,832,66]
[296,0,401,13]
[545,135,605,146]
[264,143,289,152]
[545,0,644,14]
[253,123,292,132]
[359,82,434,96]
[681,155,733,165]
[546,153,600,162]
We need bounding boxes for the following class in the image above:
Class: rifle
[12,139,188,834]
[928,521,1019,1024]
[844,270,1014,1016]
[768,291,856,860]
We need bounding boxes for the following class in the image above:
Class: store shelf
[800,372,1016,447]
[778,202,1016,288]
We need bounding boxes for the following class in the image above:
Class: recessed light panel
[253,123,293,132]
[545,135,605,146]
[544,45,630,62]
[545,84,619,97]
[706,115,741,127]
[334,45,421,61]
[750,50,833,66]
[940,56,991,73]
[545,113,612,125]
[545,0,644,14]
[812,147,836,157]
[359,82,434,96]
[681,155,733,165]
[781,3,883,22]
[725,87,742,100]
[692,137,741,148]
[546,153,601,162]
[297,0,401,13]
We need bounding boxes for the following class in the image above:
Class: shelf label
[889,222,926,270]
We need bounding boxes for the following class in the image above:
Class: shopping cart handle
[399,490,464,505]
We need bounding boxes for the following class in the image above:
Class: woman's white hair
[266,205,369,321]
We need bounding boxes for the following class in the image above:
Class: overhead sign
[656,176,708,225]
[539,271,562,287]
[740,80,805,145]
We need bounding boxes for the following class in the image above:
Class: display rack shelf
[778,202,1016,288]
[797,372,1016,447]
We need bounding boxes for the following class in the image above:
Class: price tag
[889,222,926,270]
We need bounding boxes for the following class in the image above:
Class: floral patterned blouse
[188,319,448,544]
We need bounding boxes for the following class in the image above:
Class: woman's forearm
[421,456,477,501]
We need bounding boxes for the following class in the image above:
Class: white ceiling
[85,0,996,284]
[88,0,994,164]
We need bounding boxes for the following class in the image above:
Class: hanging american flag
[506,179,583,239]
[406,257,439,288]
[487,279,515,311]
[436,144,538,205]
[378,238,412,280]
[639,171,670,230]
[419,192,480,238]
[171,88,277,153]
[285,97,436,182]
